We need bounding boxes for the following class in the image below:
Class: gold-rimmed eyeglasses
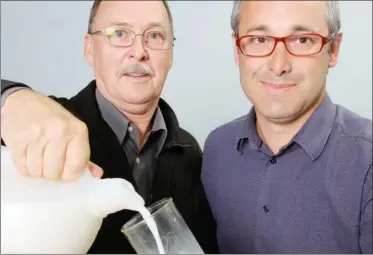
[89,26,176,51]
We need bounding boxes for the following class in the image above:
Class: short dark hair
[87,0,174,34]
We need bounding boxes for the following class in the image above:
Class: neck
[96,85,160,148]
[256,94,325,155]
[256,116,302,155]
[119,102,158,148]
[100,90,159,148]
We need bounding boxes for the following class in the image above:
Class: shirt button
[269,157,277,164]
[135,157,140,164]
[263,205,270,213]
[128,126,133,132]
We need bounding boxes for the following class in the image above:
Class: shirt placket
[254,151,278,252]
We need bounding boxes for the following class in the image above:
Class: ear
[328,32,343,68]
[168,48,174,70]
[232,32,240,66]
[84,34,94,67]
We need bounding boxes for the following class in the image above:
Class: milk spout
[85,177,145,218]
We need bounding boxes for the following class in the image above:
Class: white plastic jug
[0,146,145,254]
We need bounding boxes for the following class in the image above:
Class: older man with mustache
[1,0,218,254]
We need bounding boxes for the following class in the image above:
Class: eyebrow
[291,25,318,33]
[109,21,132,27]
[108,21,165,31]
[245,24,317,34]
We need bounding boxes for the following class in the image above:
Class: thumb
[87,161,104,178]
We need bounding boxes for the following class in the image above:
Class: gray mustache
[119,63,154,76]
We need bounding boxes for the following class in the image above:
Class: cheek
[151,53,172,82]
[238,56,266,88]
[296,56,329,91]
[93,44,124,78]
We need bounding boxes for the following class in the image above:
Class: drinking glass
[121,198,204,254]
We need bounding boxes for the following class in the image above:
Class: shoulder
[204,114,247,151]
[330,104,372,172]
[334,104,372,145]
[157,98,203,159]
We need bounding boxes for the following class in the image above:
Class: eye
[149,32,158,39]
[148,32,164,40]
[114,30,127,38]
[250,36,270,44]
[299,37,311,43]
[292,36,314,44]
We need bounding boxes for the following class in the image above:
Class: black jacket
[1,79,219,254]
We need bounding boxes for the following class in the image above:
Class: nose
[128,35,149,62]
[267,42,292,76]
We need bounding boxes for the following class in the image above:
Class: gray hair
[230,1,341,38]
[87,0,174,35]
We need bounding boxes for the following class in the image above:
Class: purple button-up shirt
[202,94,372,254]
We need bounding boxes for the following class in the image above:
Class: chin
[122,91,160,106]
[117,86,152,101]
[257,102,291,119]
[115,99,150,115]
[123,96,152,105]
[264,107,305,123]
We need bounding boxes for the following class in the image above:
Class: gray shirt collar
[95,88,167,147]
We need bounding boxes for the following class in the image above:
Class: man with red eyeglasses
[201,1,372,254]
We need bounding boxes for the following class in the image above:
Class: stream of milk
[137,207,165,254]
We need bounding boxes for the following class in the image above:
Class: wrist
[1,88,34,114]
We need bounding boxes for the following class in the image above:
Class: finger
[88,161,104,178]
[25,141,45,178]
[42,139,67,180]
[62,133,90,182]
[9,145,28,176]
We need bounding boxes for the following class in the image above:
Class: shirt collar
[237,93,336,160]
[292,93,336,161]
[236,107,262,153]
[95,88,167,145]
[152,107,167,134]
